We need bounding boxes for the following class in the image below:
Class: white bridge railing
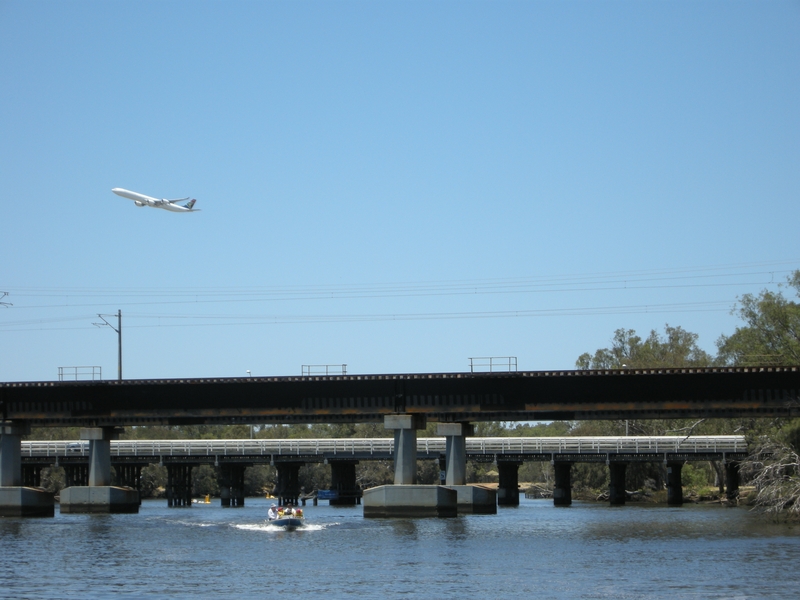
[21,436,747,458]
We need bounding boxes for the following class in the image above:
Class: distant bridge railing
[21,436,747,459]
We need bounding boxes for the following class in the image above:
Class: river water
[2,496,799,599]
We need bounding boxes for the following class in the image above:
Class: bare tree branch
[744,438,800,521]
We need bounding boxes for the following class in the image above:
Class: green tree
[140,464,167,497]
[574,325,717,492]
[576,325,713,370]
[193,465,220,497]
[474,421,508,437]
[716,271,800,366]
[716,271,800,518]
[244,465,275,496]
[574,324,716,439]
[510,421,572,437]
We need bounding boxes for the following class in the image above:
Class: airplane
[111,188,200,212]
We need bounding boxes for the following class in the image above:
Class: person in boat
[268,503,278,521]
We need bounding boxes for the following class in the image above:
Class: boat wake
[173,520,217,528]
[234,522,331,533]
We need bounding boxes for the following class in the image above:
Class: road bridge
[19,436,746,511]
[20,435,747,462]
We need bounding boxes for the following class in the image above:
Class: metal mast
[95,310,122,380]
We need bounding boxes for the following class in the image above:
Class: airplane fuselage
[112,188,198,212]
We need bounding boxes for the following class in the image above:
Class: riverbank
[516,482,758,505]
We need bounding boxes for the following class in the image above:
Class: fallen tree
[744,439,800,521]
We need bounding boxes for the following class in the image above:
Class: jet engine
[134,201,145,207]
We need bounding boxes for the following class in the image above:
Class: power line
[1,273,791,310]
[0,260,793,331]
[4,260,797,300]
[0,300,732,331]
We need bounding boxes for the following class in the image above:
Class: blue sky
[1,1,798,381]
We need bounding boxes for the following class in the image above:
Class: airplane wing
[165,197,191,204]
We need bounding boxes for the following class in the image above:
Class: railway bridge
[1,366,798,516]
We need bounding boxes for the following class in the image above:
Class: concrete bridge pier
[439,423,471,486]
[390,414,423,485]
[608,462,628,506]
[167,464,193,507]
[60,427,139,514]
[364,414,456,517]
[438,422,496,514]
[218,464,247,507]
[0,421,54,517]
[666,461,684,506]
[87,428,113,486]
[1,423,25,488]
[497,461,522,506]
[553,461,572,506]
[329,460,361,506]
[274,461,303,506]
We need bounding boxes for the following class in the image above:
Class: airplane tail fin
[185,199,197,210]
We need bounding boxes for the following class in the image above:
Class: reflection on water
[443,516,469,540]
[2,497,800,599]
[389,518,418,538]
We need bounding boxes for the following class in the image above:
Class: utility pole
[95,310,122,380]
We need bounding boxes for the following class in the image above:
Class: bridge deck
[21,436,747,462]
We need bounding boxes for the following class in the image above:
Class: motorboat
[268,505,304,530]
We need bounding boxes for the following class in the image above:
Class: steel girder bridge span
[1,366,799,427]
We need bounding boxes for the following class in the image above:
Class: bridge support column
[218,464,246,507]
[437,423,473,486]
[329,460,361,506]
[608,462,627,506]
[725,460,740,504]
[274,462,303,506]
[497,461,521,506]
[436,423,496,513]
[60,427,138,514]
[86,428,115,487]
[167,464,193,507]
[1,422,54,517]
[387,414,424,485]
[364,414,457,517]
[553,461,572,507]
[0,424,23,488]
[666,461,684,506]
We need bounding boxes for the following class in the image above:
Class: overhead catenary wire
[1,268,794,309]
[0,301,735,331]
[0,260,794,331]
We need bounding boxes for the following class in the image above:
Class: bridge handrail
[20,436,747,457]
[467,435,748,454]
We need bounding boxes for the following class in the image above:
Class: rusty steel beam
[1,367,798,427]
